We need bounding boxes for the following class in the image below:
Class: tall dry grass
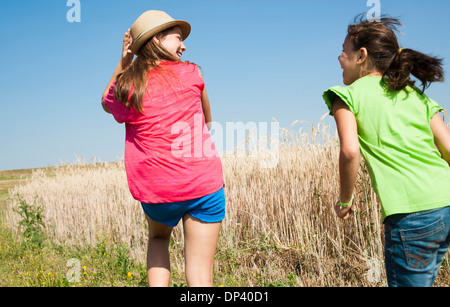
[216,120,385,286]
[7,120,447,286]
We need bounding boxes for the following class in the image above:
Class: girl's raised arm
[101,30,134,113]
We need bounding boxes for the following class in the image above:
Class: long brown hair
[113,27,179,112]
[348,15,444,93]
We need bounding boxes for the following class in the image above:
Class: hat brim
[131,20,191,55]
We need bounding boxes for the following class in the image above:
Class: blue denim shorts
[384,206,450,287]
[141,187,225,227]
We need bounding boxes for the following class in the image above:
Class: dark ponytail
[385,48,444,93]
[348,15,444,93]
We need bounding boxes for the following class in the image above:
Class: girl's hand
[121,29,134,68]
[334,200,353,220]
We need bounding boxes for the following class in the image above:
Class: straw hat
[130,10,191,55]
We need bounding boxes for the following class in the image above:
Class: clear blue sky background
[1,0,449,170]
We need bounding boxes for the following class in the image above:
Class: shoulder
[163,61,202,79]
[345,76,382,94]
[323,78,378,116]
[408,87,444,119]
[323,85,353,115]
[165,61,199,72]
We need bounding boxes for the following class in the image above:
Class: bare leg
[183,214,222,287]
[145,215,173,287]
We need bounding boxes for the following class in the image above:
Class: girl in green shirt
[323,15,450,287]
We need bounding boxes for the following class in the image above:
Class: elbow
[101,97,111,114]
[435,143,450,165]
[340,145,360,161]
[441,151,450,166]
[440,144,450,165]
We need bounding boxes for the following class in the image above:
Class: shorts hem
[188,213,225,224]
[141,207,180,227]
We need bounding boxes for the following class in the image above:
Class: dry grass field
[2,121,449,287]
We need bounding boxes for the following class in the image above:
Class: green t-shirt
[323,76,450,221]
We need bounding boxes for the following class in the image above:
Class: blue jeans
[384,206,450,287]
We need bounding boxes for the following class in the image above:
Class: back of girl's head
[348,14,444,93]
[136,27,179,64]
[114,27,179,112]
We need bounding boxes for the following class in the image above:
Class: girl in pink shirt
[101,11,225,287]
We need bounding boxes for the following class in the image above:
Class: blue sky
[1,0,449,170]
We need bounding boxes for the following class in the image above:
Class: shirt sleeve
[103,81,137,124]
[322,86,356,116]
[425,96,444,120]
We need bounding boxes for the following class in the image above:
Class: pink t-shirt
[104,61,224,203]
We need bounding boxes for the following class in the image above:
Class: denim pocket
[400,217,445,270]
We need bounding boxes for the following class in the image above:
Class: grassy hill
[0,168,34,219]
[1,159,448,287]
[0,166,147,287]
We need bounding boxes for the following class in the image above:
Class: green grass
[0,167,302,288]
[1,167,448,287]
[0,168,147,287]
[0,226,148,287]
[0,191,300,287]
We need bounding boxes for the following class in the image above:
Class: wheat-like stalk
[6,121,388,286]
